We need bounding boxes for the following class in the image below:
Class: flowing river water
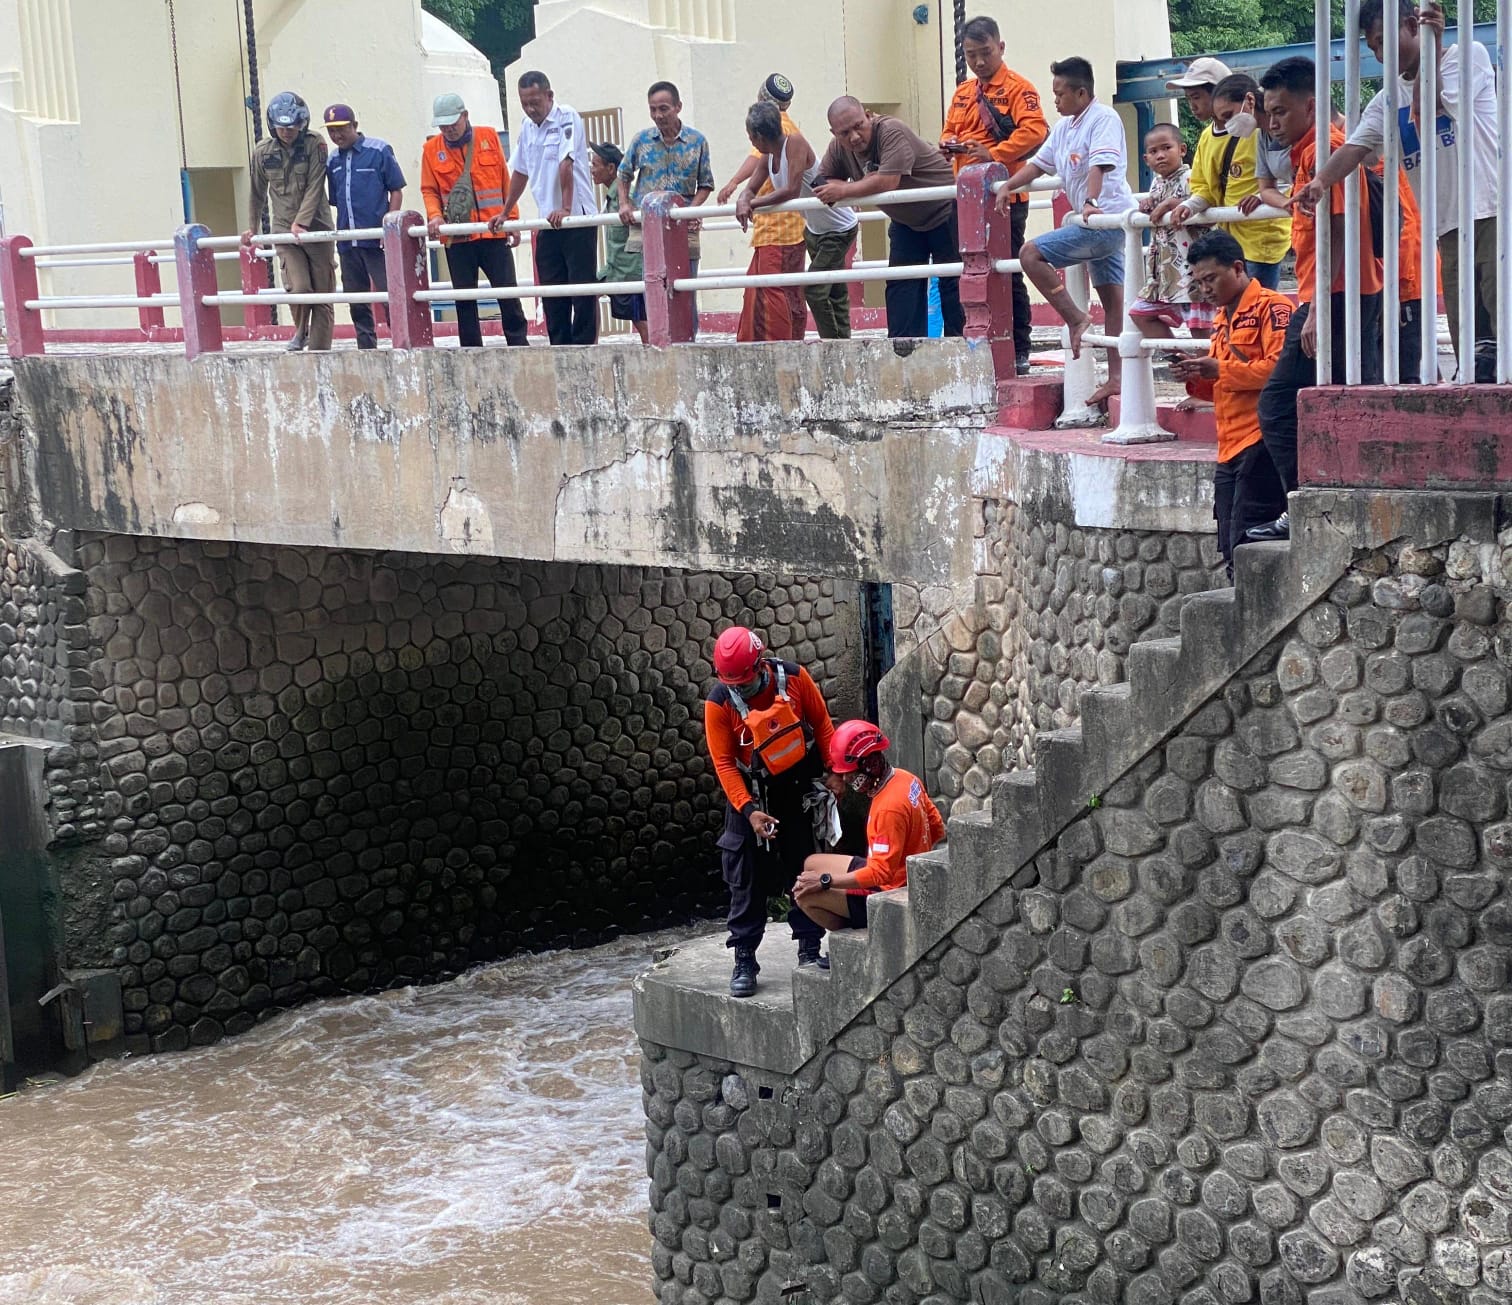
[0,929,696,1304]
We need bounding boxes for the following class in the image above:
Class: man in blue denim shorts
[997,56,1136,406]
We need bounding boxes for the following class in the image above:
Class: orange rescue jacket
[1186,278,1293,463]
[852,767,946,892]
[420,126,520,244]
[942,64,1048,196]
[704,661,835,813]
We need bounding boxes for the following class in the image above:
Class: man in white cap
[1157,56,1234,339]
[420,92,530,347]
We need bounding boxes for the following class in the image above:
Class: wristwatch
[819,873,833,890]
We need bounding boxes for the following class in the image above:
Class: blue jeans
[1032,223,1125,288]
[1246,259,1283,291]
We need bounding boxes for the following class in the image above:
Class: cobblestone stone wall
[10,533,861,1052]
[643,530,1512,1305]
[899,499,1225,819]
[0,537,85,741]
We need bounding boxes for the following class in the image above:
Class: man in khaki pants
[241,91,336,351]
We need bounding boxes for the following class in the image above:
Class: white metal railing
[1323,0,1510,384]
[1054,203,1293,442]
[13,173,1060,342]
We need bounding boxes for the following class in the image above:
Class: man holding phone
[1171,231,1293,572]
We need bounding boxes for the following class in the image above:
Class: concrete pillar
[133,251,165,336]
[0,235,45,358]
[173,224,224,360]
[956,161,1016,407]
[238,245,274,333]
[384,209,434,350]
[641,191,695,346]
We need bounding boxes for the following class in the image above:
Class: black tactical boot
[797,939,829,970]
[730,946,759,998]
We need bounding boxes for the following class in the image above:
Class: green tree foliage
[1169,0,1496,57]
[422,0,537,75]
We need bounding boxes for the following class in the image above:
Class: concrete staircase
[634,496,1360,1073]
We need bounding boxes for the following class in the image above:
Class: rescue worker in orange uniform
[792,721,945,934]
[420,92,529,347]
[939,15,1049,373]
[704,627,834,997]
[1171,230,1293,569]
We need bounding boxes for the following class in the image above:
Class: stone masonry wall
[0,537,82,741]
[642,528,1512,1305]
[17,533,860,1052]
[902,499,1225,820]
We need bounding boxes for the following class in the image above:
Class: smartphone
[1161,350,1188,365]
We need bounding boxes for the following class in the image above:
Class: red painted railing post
[641,191,694,346]
[174,224,224,360]
[239,243,274,333]
[1,235,46,357]
[134,251,165,336]
[957,162,1016,395]
[383,209,433,350]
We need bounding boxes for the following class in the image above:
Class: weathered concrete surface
[1302,383,1512,489]
[12,341,1001,586]
[972,422,1218,536]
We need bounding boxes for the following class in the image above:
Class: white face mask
[1225,111,1259,139]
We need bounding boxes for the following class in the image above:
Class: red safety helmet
[713,626,766,685]
[830,720,890,773]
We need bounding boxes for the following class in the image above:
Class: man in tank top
[735,100,860,339]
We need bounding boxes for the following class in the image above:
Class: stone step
[989,766,1044,839]
[910,816,992,931]
[1077,682,1134,794]
[1125,636,1186,717]
[1233,540,1295,632]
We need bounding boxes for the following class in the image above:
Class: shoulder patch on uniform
[909,779,922,805]
[1023,93,1041,110]
[1269,302,1293,329]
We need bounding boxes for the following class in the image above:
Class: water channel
[0,929,696,1304]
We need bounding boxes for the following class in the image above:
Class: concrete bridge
[8,341,1218,589]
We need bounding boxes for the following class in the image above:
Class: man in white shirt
[497,71,598,345]
[996,56,1137,406]
[1296,1,1499,370]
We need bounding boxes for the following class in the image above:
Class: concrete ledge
[1302,383,1512,489]
[14,341,997,586]
[974,421,1218,535]
[632,931,802,1068]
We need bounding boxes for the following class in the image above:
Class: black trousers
[1005,199,1032,366]
[718,764,824,952]
[1398,299,1423,385]
[1215,441,1287,564]
[445,238,529,347]
[886,214,965,340]
[1257,290,1382,493]
[339,246,388,350]
[535,226,599,345]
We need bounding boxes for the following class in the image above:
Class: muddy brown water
[0,930,700,1304]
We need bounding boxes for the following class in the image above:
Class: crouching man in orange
[791,721,945,942]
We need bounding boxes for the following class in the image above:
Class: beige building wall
[505,0,1172,316]
[0,0,501,328]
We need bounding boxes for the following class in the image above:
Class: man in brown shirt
[815,96,962,339]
